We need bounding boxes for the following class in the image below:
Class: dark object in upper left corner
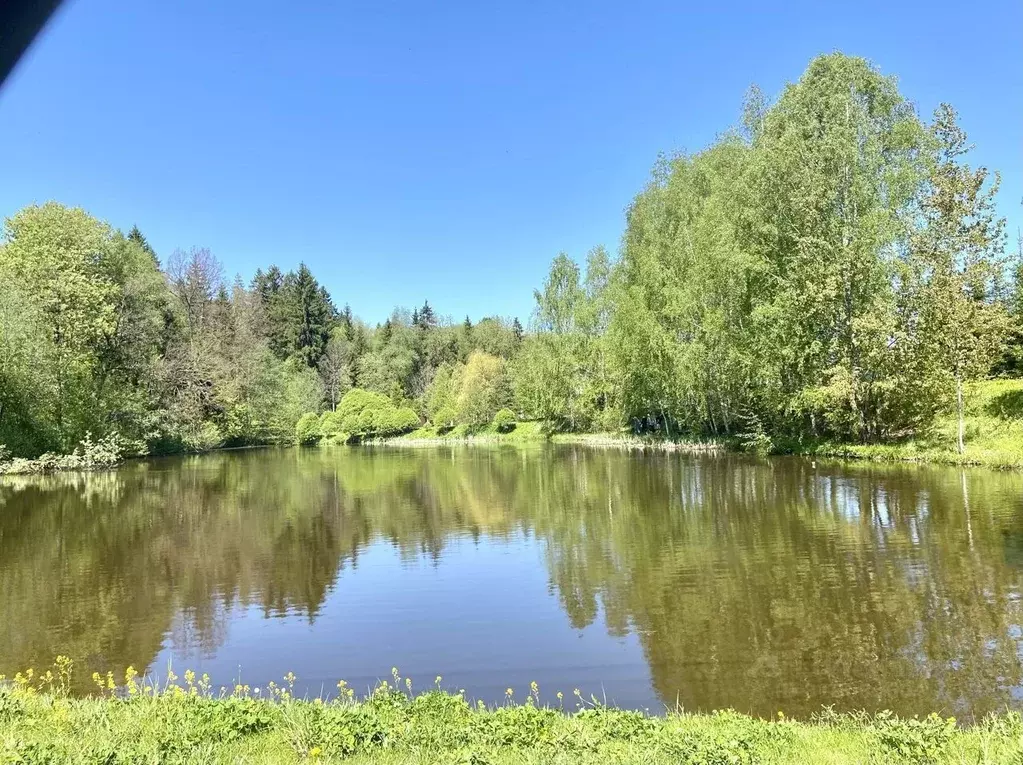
[0,0,63,88]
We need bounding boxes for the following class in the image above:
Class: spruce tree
[127,224,158,265]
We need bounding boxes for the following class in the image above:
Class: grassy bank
[1,664,1020,764]
[800,378,1023,468]
[383,379,1023,468]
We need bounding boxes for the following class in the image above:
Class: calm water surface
[2,445,1023,719]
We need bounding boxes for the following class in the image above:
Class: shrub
[184,422,224,452]
[329,389,419,440]
[319,410,343,439]
[432,405,457,430]
[0,432,136,474]
[873,711,956,764]
[492,409,516,432]
[295,413,321,444]
[390,407,420,434]
[336,389,394,438]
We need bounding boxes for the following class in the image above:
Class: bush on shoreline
[0,432,136,475]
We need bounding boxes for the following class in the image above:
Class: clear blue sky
[1,0,1019,324]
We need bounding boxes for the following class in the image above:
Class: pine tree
[252,265,289,358]
[512,317,524,343]
[127,225,158,265]
[287,263,336,367]
[419,300,437,329]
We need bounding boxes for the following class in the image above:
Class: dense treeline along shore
[2,660,1021,764]
[3,52,1022,471]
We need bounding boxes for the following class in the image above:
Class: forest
[0,53,1019,460]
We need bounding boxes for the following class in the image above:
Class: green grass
[803,378,1023,468]
[2,664,1021,765]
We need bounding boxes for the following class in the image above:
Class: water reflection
[1,446,1022,718]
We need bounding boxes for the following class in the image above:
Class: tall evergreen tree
[418,300,437,329]
[127,225,158,265]
[285,263,336,368]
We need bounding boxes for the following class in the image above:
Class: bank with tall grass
[1,662,1021,764]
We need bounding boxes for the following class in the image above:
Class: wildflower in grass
[435,675,442,687]
[125,666,139,696]
[55,656,73,693]
[309,746,322,758]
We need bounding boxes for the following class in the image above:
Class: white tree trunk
[956,374,965,456]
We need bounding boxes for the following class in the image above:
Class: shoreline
[4,429,1022,475]
[0,670,1013,764]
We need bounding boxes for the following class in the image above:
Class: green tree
[909,105,1008,453]
[318,330,354,411]
[0,203,169,450]
[426,362,458,425]
[127,224,158,264]
[0,277,54,454]
[455,351,510,428]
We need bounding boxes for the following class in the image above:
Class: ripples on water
[1,445,1022,719]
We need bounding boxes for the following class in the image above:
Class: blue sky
[1,0,1019,324]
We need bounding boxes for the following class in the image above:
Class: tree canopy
[0,54,1013,457]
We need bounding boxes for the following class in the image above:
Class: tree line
[0,53,1019,458]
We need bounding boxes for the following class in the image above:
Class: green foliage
[0,668,1018,765]
[513,247,618,432]
[456,351,511,429]
[0,432,134,474]
[253,263,336,368]
[0,53,1013,463]
[295,413,322,444]
[873,711,957,764]
[331,389,419,440]
[433,406,458,431]
[183,421,224,452]
[492,409,516,432]
[0,203,168,453]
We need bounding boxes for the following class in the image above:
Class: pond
[2,445,1023,719]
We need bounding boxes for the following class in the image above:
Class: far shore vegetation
[2,658,1021,764]
[3,54,1023,474]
